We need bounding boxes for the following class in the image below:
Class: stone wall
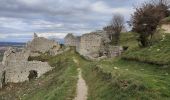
[77,31,110,58]
[64,30,123,60]
[0,33,60,88]
[26,37,60,54]
[5,61,51,83]
[161,24,170,33]
[64,33,80,47]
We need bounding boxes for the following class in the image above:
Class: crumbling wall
[26,37,60,54]
[5,61,52,83]
[77,31,110,58]
[64,33,80,47]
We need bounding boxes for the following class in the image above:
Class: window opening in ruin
[28,70,38,81]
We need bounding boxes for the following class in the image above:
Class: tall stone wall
[77,31,110,58]
[64,30,123,60]
[64,33,80,47]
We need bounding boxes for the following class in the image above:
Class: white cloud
[90,1,133,14]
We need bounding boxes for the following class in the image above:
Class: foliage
[104,14,125,45]
[131,0,170,47]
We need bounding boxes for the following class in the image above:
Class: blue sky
[0,0,146,42]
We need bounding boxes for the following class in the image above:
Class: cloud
[0,0,147,42]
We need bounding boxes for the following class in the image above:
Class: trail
[73,57,88,100]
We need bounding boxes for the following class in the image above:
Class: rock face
[161,24,170,33]
[64,33,80,47]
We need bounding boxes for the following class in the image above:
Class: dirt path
[73,57,88,100]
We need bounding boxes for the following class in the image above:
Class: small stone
[114,67,119,70]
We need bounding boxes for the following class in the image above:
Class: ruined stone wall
[64,33,80,47]
[2,48,30,65]
[78,33,103,58]
[5,61,52,83]
[25,36,60,54]
[161,24,170,33]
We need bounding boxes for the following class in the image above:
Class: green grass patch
[122,34,170,65]
[0,49,78,100]
[82,58,170,100]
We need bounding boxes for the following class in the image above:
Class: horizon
[0,0,147,42]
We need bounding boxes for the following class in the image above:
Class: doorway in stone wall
[28,70,38,81]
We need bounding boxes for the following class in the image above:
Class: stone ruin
[0,33,62,88]
[64,33,80,47]
[64,30,123,60]
[26,33,61,56]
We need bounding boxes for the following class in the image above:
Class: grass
[0,49,78,100]
[0,54,3,62]
[82,58,170,100]
[122,33,170,65]
[120,32,138,49]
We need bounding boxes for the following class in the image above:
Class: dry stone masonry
[26,33,61,57]
[64,33,80,47]
[0,33,64,88]
[64,30,123,60]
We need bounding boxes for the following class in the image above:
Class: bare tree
[104,14,124,45]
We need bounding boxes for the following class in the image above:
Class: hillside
[122,33,170,65]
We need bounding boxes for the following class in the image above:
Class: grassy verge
[0,49,78,100]
[122,34,170,65]
[0,54,3,62]
[82,58,170,100]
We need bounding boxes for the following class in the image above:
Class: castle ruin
[0,33,62,88]
[64,30,123,60]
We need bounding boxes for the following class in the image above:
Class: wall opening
[28,70,38,81]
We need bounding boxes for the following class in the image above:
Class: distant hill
[0,42,25,47]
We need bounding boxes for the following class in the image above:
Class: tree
[104,14,124,45]
[131,0,170,47]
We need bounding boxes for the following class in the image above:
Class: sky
[0,0,147,42]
